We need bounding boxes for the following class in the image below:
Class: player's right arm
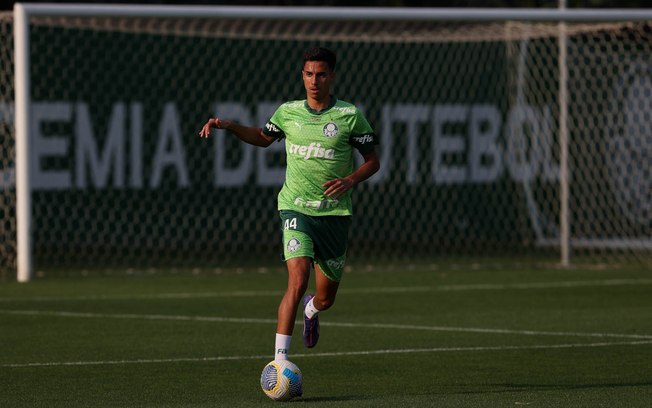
[199,117,275,147]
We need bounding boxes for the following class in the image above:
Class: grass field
[1,262,651,407]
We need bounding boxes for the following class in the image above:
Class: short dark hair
[303,47,336,71]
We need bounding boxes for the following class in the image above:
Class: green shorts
[280,210,351,282]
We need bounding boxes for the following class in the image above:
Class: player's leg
[313,263,340,312]
[304,258,343,318]
[301,261,341,349]
[275,256,311,360]
[276,211,315,360]
[277,256,311,336]
[308,214,349,314]
[302,215,350,348]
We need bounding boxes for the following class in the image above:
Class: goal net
[1,6,650,279]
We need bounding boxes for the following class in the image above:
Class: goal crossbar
[15,4,652,22]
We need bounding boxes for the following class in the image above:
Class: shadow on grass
[293,395,370,403]
[452,381,652,395]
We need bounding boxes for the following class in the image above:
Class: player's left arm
[323,149,380,199]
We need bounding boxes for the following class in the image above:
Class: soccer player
[199,47,379,360]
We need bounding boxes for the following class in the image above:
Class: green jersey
[263,97,377,216]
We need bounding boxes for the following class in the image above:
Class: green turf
[1,264,651,407]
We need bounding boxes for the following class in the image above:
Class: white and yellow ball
[260,359,303,401]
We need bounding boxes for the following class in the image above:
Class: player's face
[302,61,334,102]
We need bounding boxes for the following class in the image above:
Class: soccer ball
[260,359,303,401]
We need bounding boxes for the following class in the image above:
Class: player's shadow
[296,395,369,403]
[453,381,652,395]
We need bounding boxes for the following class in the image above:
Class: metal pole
[559,0,570,267]
[17,4,652,22]
[14,3,33,282]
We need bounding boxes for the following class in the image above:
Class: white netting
[1,10,650,279]
[1,13,16,279]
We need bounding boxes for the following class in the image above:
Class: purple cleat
[302,294,320,348]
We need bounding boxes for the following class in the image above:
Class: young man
[199,47,379,360]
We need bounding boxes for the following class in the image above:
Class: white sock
[305,297,320,320]
[275,333,292,360]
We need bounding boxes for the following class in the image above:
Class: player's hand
[323,177,354,199]
[199,117,228,138]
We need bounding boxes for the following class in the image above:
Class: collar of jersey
[304,96,337,115]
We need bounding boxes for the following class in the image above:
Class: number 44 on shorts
[284,218,298,230]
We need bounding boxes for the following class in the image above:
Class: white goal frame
[13,3,652,281]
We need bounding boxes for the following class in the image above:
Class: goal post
[4,4,652,281]
[13,3,31,282]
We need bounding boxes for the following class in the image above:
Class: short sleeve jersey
[262,97,377,216]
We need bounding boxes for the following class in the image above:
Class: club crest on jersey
[287,238,301,253]
[323,122,339,138]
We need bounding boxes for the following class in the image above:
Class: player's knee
[286,257,311,296]
[287,279,309,298]
[315,294,335,310]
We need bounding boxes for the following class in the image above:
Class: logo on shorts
[323,122,339,138]
[287,238,301,253]
[326,258,345,272]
